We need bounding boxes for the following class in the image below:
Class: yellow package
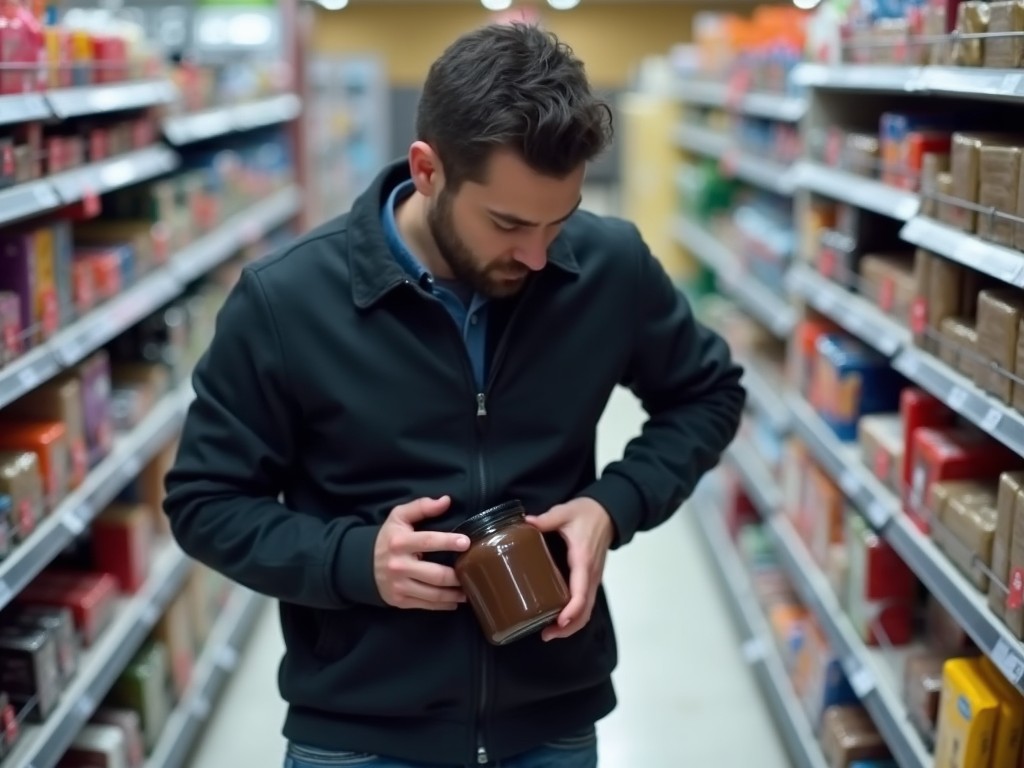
[979,656,1024,767]
[935,657,1000,768]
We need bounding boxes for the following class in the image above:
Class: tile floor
[186,186,791,767]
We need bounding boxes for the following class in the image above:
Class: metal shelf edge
[792,162,920,221]
[901,216,1024,288]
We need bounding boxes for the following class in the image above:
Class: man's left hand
[526,497,615,642]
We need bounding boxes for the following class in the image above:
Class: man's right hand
[374,496,471,611]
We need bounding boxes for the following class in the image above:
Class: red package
[907,427,1021,532]
[91,504,154,594]
[900,388,954,508]
[848,515,917,646]
[901,132,953,191]
[17,571,118,647]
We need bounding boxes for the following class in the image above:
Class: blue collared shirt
[381,181,490,391]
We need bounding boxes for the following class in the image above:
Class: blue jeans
[284,726,598,768]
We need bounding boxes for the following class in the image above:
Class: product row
[682,107,803,166]
[0,129,295,366]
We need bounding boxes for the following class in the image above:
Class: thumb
[392,495,451,526]
[526,506,570,533]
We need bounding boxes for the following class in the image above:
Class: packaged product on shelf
[91,707,145,768]
[811,334,903,442]
[820,705,892,765]
[183,566,212,653]
[920,253,968,353]
[62,724,130,768]
[941,493,998,591]
[106,640,172,751]
[65,351,113,469]
[0,624,62,722]
[804,466,845,565]
[899,388,954,509]
[989,473,1024,619]
[0,232,39,350]
[984,0,1024,66]
[1013,322,1024,413]
[977,145,1023,246]
[920,152,951,218]
[794,621,858,728]
[976,656,1024,767]
[879,113,954,191]
[0,291,22,365]
[858,253,916,317]
[974,289,1024,403]
[0,421,68,511]
[926,593,974,655]
[951,134,1022,233]
[0,692,19,758]
[845,514,916,645]
[952,1,992,65]
[17,570,119,648]
[904,651,951,747]
[91,503,154,594]
[935,657,1000,767]
[938,318,980,379]
[0,451,44,542]
[9,604,78,688]
[792,318,840,401]
[0,497,12,558]
[110,362,170,431]
[935,170,957,226]
[859,415,904,492]
[153,590,195,701]
[907,427,1017,533]
[1003,487,1024,635]
[842,134,881,178]
[5,378,88,490]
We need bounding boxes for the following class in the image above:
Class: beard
[427,189,530,299]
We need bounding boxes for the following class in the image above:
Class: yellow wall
[311,2,698,88]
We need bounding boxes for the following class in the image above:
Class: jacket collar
[348,159,580,309]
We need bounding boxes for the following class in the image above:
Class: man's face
[428,148,585,299]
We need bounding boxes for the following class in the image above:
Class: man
[164,22,744,768]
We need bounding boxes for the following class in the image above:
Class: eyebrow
[488,197,582,228]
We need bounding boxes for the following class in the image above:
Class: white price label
[141,602,160,626]
[866,501,891,529]
[848,664,875,698]
[75,693,96,719]
[839,471,860,498]
[982,408,1003,432]
[17,366,40,391]
[948,387,969,410]
[64,504,90,536]
[817,292,836,314]
[993,639,1024,684]
[741,637,766,664]
[1002,73,1024,94]
[216,645,239,671]
[123,455,142,481]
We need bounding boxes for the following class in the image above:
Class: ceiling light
[482,0,513,9]
[547,0,581,8]
[318,0,348,9]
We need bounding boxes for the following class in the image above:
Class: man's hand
[526,497,615,641]
[374,496,471,611]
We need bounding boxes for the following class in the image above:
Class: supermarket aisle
[188,187,788,767]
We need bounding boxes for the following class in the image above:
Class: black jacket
[163,161,745,765]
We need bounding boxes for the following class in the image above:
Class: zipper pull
[476,393,488,418]
[477,746,489,764]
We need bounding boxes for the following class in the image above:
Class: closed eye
[493,220,519,232]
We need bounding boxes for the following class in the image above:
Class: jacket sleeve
[163,267,385,609]
[580,227,746,547]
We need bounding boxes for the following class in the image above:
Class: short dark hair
[416,23,613,189]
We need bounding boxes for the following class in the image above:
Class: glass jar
[454,500,570,646]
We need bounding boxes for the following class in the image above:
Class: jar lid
[453,500,525,540]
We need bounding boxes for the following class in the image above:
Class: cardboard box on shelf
[974,289,1024,404]
[977,145,1022,246]
[990,473,1024,619]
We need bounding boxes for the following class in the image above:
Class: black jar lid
[454,500,526,541]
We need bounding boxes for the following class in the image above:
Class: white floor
[187,186,791,767]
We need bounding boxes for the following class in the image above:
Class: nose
[513,243,548,272]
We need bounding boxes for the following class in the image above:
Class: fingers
[391,496,452,526]
[398,579,466,607]
[525,507,570,533]
[543,544,593,642]
[404,559,462,589]
[396,529,470,555]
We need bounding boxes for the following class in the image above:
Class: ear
[408,142,444,199]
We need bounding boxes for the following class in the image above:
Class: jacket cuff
[580,473,645,549]
[333,524,386,607]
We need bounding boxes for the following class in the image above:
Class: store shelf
[49,146,180,204]
[725,438,783,515]
[723,151,797,195]
[741,362,791,434]
[673,123,729,159]
[694,503,829,768]
[901,216,1024,287]
[765,511,931,768]
[0,93,51,126]
[171,184,301,284]
[794,63,1024,103]
[791,161,920,221]
[892,346,1024,458]
[0,184,300,411]
[0,179,63,228]
[676,79,806,121]
[46,80,178,119]
[787,388,1024,695]
[673,216,796,337]
[787,264,910,358]
[145,586,266,768]
[4,539,194,768]
[163,93,302,146]
[0,382,191,615]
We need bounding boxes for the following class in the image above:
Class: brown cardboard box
[860,253,917,317]
[950,134,1020,233]
[821,705,891,765]
[939,318,979,379]
[936,172,958,228]
[985,0,1024,67]
[905,651,948,744]
[1013,318,1024,413]
[977,145,1023,247]
[859,414,904,492]
[921,152,951,218]
[944,497,998,591]
[952,1,992,66]
[974,289,1024,403]
[989,473,1024,618]
[930,481,997,549]
[1006,488,1024,636]
[927,256,968,353]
